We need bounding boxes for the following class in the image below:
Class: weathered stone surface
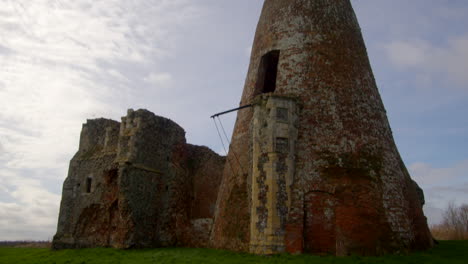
[54,0,433,256]
[53,118,121,249]
[52,109,225,249]
[249,95,299,254]
[177,144,226,247]
[211,0,433,255]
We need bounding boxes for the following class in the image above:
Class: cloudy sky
[0,0,467,241]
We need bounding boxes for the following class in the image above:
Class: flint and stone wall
[53,109,225,249]
[54,0,433,256]
[250,95,299,254]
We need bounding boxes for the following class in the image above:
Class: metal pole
[210,104,253,119]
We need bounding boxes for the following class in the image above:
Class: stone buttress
[250,95,299,254]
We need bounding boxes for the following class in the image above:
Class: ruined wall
[53,109,225,249]
[182,145,226,247]
[115,109,189,247]
[54,0,433,255]
[212,0,433,255]
[53,118,121,248]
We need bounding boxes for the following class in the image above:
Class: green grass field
[0,241,467,264]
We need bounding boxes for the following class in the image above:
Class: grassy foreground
[0,241,467,264]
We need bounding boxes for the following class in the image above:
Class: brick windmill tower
[211,0,434,255]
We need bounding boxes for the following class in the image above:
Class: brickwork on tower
[53,0,433,256]
[211,0,434,255]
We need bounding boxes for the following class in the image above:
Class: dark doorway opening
[254,50,280,96]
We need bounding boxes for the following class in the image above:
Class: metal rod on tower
[210,104,252,119]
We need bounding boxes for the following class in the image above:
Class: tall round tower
[211,0,433,256]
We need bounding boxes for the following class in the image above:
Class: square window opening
[276,107,289,122]
[254,50,280,96]
[276,137,289,153]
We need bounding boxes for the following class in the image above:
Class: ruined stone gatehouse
[53,109,225,249]
[53,0,434,256]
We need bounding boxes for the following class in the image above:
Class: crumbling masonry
[53,0,434,255]
[53,109,225,248]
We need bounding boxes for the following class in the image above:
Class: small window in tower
[86,177,92,193]
[276,107,288,122]
[254,50,280,96]
[276,137,289,153]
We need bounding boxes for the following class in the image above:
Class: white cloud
[409,160,468,224]
[0,0,204,240]
[0,141,6,159]
[409,160,468,186]
[385,40,429,67]
[0,167,61,240]
[434,5,468,21]
[144,72,173,88]
[385,35,468,87]
[245,46,252,57]
[423,205,444,226]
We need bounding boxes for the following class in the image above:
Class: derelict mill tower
[211,0,433,256]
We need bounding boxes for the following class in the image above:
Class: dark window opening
[86,177,92,193]
[276,107,289,122]
[276,137,289,153]
[254,50,280,96]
